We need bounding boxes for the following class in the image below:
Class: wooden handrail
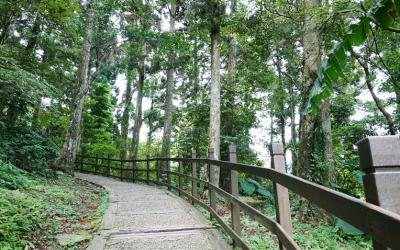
[75,153,400,250]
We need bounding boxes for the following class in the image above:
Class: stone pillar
[357,135,400,250]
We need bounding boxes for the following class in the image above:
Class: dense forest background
[1,0,399,219]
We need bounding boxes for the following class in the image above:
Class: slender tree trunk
[289,82,298,170]
[26,15,41,55]
[193,36,200,99]
[120,70,134,160]
[209,1,222,186]
[275,55,286,151]
[32,99,41,127]
[57,4,94,174]
[224,0,237,140]
[146,99,155,155]
[364,64,395,135]
[270,112,274,144]
[0,17,12,44]
[354,52,396,135]
[161,2,176,168]
[130,65,145,161]
[298,0,322,179]
[394,83,400,126]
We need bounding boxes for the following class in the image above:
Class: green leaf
[348,17,370,46]
[239,179,256,195]
[373,0,396,28]
[256,187,274,200]
[247,179,262,188]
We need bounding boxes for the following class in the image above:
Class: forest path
[76,173,230,250]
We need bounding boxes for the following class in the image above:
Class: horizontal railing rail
[76,140,400,250]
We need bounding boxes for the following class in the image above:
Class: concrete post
[357,135,400,250]
[191,149,198,205]
[229,145,241,247]
[208,148,217,211]
[270,143,293,250]
[94,154,99,175]
[146,155,150,184]
[106,154,111,177]
[179,154,184,195]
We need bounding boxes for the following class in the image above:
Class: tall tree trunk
[275,55,286,152]
[146,98,155,155]
[161,2,176,168]
[209,1,222,186]
[57,4,94,174]
[224,0,237,140]
[297,0,322,180]
[289,82,298,170]
[319,99,334,184]
[120,70,134,160]
[130,65,145,161]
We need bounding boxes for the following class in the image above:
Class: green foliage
[306,0,400,114]
[0,52,52,124]
[239,178,273,200]
[0,126,59,170]
[0,161,107,249]
[87,143,118,156]
[0,188,44,250]
[0,161,33,190]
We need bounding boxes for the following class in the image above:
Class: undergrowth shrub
[0,160,33,190]
[0,125,59,170]
[0,188,45,250]
[0,161,107,249]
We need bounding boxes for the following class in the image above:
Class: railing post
[94,154,99,175]
[80,153,84,172]
[132,160,136,183]
[146,155,150,184]
[229,144,241,245]
[179,154,184,195]
[167,159,171,191]
[156,159,160,184]
[270,143,293,250]
[120,159,123,181]
[208,148,217,211]
[191,149,197,205]
[357,136,400,250]
[107,154,111,177]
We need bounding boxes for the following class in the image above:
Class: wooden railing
[76,136,400,250]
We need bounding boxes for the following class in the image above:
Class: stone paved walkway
[76,173,230,250]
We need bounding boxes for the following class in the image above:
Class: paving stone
[56,233,91,246]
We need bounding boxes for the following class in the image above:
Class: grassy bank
[0,161,108,250]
